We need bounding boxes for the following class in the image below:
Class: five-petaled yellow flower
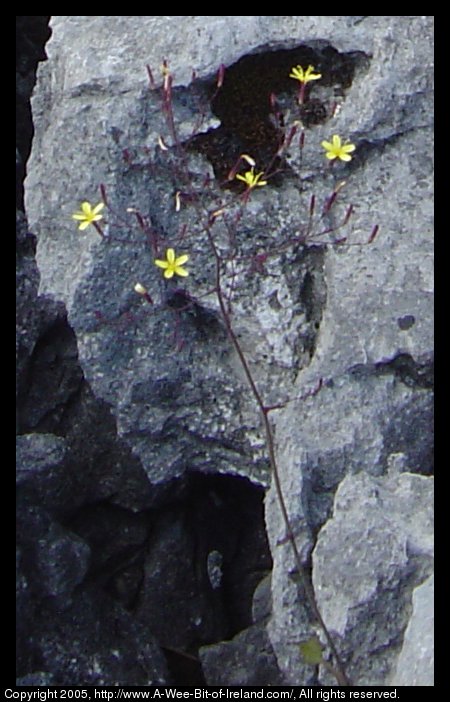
[289,65,322,84]
[321,135,356,162]
[154,248,189,279]
[235,167,267,189]
[72,201,105,230]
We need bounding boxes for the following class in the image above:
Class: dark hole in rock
[161,647,207,687]
[187,43,368,187]
[397,314,416,331]
[65,471,272,681]
[290,245,327,363]
[375,353,434,392]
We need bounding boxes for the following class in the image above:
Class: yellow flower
[321,135,356,162]
[154,248,189,279]
[289,65,322,84]
[72,201,105,230]
[235,167,267,189]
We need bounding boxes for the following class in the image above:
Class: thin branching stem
[134,67,379,683]
[204,223,351,686]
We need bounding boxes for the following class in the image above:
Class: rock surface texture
[20,16,433,685]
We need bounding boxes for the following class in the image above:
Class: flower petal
[164,269,174,279]
[174,267,189,277]
[154,259,169,269]
[339,153,352,162]
[175,254,189,266]
[343,144,356,153]
[321,140,333,150]
[81,202,92,214]
[72,213,86,220]
[92,202,105,215]
[166,248,175,263]
[78,220,91,230]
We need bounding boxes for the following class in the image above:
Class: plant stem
[205,225,350,686]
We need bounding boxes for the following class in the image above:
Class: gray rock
[16,17,171,686]
[252,573,273,624]
[34,522,91,599]
[16,547,34,674]
[25,16,433,488]
[311,470,433,685]
[16,672,55,686]
[200,624,287,686]
[31,589,170,686]
[389,574,434,686]
[17,502,90,602]
[266,373,433,684]
[24,15,433,686]
[16,433,67,485]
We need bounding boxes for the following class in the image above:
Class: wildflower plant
[154,248,189,278]
[289,66,322,105]
[289,64,322,82]
[321,134,356,162]
[235,167,267,189]
[289,64,322,105]
[71,58,379,687]
[72,201,104,231]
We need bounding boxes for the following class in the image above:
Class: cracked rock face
[23,16,433,686]
[312,469,433,685]
[389,574,434,687]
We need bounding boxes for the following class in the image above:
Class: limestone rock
[30,589,170,686]
[25,16,433,490]
[16,672,55,686]
[16,432,67,486]
[389,574,434,686]
[23,16,433,686]
[200,624,286,686]
[312,470,433,685]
